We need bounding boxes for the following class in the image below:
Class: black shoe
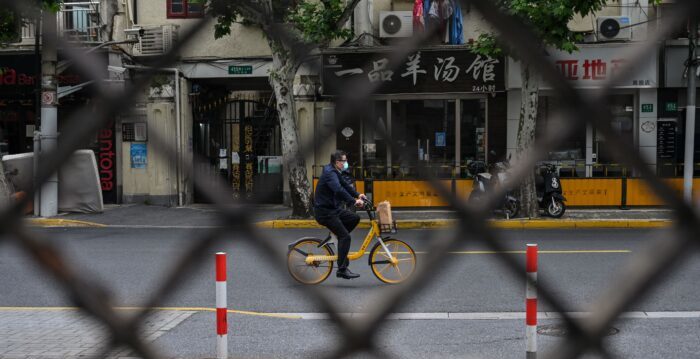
[336,268,360,279]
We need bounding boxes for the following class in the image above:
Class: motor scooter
[467,156,520,219]
[535,163,567,218]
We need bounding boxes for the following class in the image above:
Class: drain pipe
[124,65,182,206]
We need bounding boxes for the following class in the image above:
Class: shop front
[507,43,659,179]
[320,47,506,207]
[658,41,700,177]
[0,51,119,203]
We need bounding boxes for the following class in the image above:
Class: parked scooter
[467,156,520,219]
[535,163,567,218]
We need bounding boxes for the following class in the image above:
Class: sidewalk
[24,204,675,229]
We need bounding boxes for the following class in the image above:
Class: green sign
[228,65,253,75]
[665,102,678,112]
[641,103,654,113]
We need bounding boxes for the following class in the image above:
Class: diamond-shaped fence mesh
[1,0,700,358]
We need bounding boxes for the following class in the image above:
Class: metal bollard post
[216,252,228,359]
[526,244,538,359]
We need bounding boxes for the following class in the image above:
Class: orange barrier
[560,179,622,206]
[625,178,700,206]
[312,177,700,207]
[373,180,452,207]
[455,179,473,199]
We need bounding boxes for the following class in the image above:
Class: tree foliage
[0,0,62,44]
[209,0,352,45]
[287,0,353,44]
[470,0,608,56]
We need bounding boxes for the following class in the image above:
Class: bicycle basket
[376,201,397,234]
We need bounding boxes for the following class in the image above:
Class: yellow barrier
[560,178,622,206]
[625,178,700,206]
[311,177,700,207]
[373,180,452,207]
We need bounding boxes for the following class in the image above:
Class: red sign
[97,123,117,202]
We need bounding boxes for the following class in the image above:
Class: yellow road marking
[413,250,631,255]
[0,306,302,320]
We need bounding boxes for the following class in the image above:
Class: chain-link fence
[1,0,700,358]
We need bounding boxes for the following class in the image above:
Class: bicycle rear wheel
[287,238,334,285]
[369,239,416,284]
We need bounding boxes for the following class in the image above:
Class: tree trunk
[268,39,312,218]
[516,64,540,218]
[0,160,14,210]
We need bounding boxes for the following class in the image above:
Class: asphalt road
[1,227,699,358]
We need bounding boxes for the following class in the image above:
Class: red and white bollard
[216,252,228,359]
[526,244,538,359]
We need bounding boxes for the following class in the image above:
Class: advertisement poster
[130,143,147,169]
[435,132,446,147]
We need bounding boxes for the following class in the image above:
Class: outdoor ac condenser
[379,11,413,38]
[596,16,632,42]
[133,24,179,56]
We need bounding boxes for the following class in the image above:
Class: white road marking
[271,311,700,320]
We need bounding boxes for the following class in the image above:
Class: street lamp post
[39,10,58,217]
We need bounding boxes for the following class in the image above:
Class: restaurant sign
[507,44,658,89]
[321,48,505,95]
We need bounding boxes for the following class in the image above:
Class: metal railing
[2,1,700,359]
[313,163,700,179]
[19,1,103,44]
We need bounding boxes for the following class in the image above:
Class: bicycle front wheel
[287,238,334,285]
[369,239,416,284]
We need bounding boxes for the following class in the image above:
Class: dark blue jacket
[314,164,359,214]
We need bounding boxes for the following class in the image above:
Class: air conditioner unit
[133,24,179,56]
[596,16,632,42]
[379,11,413,38]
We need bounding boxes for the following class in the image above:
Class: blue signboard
[435,132,446,147]
[130,143,147,169]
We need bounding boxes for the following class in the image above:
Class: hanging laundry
[449,0,463,45]
[413,0,425,32]
[423,0,436,31]
[433,0,450,43]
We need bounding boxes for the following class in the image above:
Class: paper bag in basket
[377,201,393,226]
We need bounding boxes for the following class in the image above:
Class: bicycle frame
[305,205,396,264]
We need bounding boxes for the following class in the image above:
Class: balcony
[19,1,104,45]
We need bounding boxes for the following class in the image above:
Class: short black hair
[330,150,346,164]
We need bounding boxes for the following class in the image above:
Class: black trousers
[315,208,360,270]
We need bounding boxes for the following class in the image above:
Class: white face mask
[343,162,349,170]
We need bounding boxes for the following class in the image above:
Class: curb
[25,218,107,228]
[256,219,673,230]
[24,218,672,229]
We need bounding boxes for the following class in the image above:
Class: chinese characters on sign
[508,45,658,89]
[553,58,653,85]
[323,49,505,95]
[563,189,608,197]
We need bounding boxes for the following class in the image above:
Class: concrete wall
[638,88,658,170]
[120,75,193,205]
[134,0,271,59]
[569,0,650,41]
[122,102,177,205]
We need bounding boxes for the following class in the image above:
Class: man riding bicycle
[314,150,367,279]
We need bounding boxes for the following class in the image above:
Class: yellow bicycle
[287,200,416,284]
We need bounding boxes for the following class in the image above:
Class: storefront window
[594,94,634,177]
[535,96,586,177]
[459,99,487,177]
[361,101,388,179]
[390,99,455,179]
